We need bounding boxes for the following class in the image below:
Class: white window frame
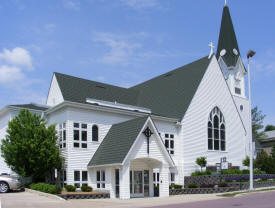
[170,173,175,185]
[96,170,105,189]
[164,133,174,155]
[74,170,88,188]
[73,122,88,149]
[58,122,66,149]
[153,171,159,187]
[208,107,226,151]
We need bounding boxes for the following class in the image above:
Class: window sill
[207,150,228,153]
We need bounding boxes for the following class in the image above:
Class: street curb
[25,188,66,201]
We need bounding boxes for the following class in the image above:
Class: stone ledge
[58,193,110,200]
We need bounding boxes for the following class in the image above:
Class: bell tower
[216,4,247,99]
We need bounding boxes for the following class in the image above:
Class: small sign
[55,169,57,179]
[221,157,228,170]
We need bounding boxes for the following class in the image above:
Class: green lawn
[219,188,275,197]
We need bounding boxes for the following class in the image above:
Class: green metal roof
[9,104,48,111]
[216,5,240,67]
[55,72,140,106]
[88,116,148,167]
[55,56,211,120]
[131,56,211,119]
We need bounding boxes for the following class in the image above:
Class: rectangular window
[153,172,159,187]
[58,122,67,149]
[235,87,241,95]
[74,170,88,188]
[170,173,175,185]
[164,133,175,155]
[61,170,67,187]
[73,122,88,149]
[96,170,106,189]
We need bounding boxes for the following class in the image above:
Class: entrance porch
[111,157,170,199]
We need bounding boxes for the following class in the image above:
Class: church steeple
[216,4,240,67]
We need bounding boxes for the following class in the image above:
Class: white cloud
[0,47,33,70]
[63,0,80,11]
[120,0,159,9]
[92,31,194,67]
[0,65,24,84]
[93,32,142,66]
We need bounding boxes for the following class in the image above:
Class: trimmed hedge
[81,185,93,192]
[30,183,62,194]
[187,184,198,188]
[64,185,76,192]
[191,170,212,176]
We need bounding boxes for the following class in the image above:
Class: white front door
[130,170,150,198]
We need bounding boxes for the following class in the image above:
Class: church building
[0,4,251,199]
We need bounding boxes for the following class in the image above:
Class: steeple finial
[225,0,227,6]
[208,42,215,58]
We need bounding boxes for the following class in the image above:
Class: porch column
[119,163,130,199]
[159,164,169,197]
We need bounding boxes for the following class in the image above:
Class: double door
[130,170,149,198]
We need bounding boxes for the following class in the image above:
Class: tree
[196,157,207,172]
[242,156,250,167]
[265,125,275,132]
[252,106,266,139]
[1,109,63,182]
[271,145,275,160]
[254,150,275,174]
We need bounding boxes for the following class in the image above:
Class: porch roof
[88,116,148,167]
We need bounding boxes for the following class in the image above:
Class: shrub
[187,184,198,188]
[200,184,214,188]
[64,185,76,192]
[30,183,61,194]
[170,184,183,189]
[191,170,212,176]
[196,157,207,172]
[218,183,228,187]
[81,185,93,192]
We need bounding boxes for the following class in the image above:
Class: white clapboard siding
[0,111,11,174]
[46,74,64,107]
[181,57,247,177]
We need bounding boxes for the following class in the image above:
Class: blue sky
[0,0,274,126]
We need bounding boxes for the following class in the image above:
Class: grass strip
[219,188,275,197]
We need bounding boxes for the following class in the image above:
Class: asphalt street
[0,190,275,208]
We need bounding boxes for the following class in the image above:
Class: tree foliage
[0,109,63,182]
[252,106,266,139]
[242,156,250,167]
[254,150,275,174]
[196,157,207,172]
[264,125,275,132]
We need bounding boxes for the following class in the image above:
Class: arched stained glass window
[208,107,226,151]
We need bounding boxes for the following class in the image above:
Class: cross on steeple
[208,42,215,58]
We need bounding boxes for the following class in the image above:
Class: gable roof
[54,72,139,106]
[216,5,240,67]
[54,56,211,120]
[88,116,148,167]
[131,56,211,119]
[9,104,48,111]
